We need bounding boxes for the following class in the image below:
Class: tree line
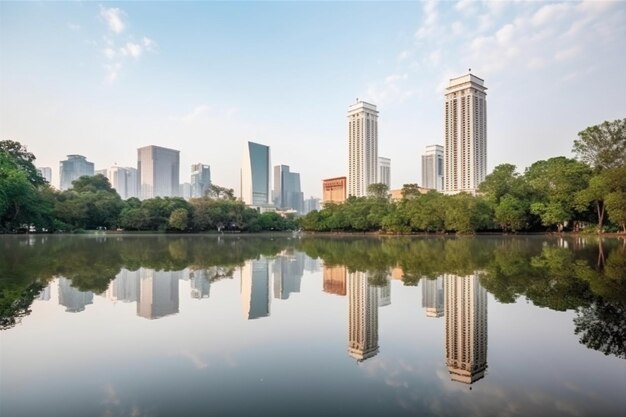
[0,140,296,233]
[300,118,626,234]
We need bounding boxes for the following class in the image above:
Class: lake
[1,234,625,417]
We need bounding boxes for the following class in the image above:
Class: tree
[495,194,527,232]
[207,184,235,200]
[573,119,626,171]
[605,192,626,232]
[400,183,422,199]
[169,208,189,231]
[479,164,527,204]
[0,140,45,186]
[367,183,389,200]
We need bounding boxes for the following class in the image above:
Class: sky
[1,1,625,197]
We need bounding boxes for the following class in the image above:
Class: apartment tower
[421,145,444,191]
[348,100,378,197]
[444,73,487,194]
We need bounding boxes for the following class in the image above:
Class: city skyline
[3,2,623,198]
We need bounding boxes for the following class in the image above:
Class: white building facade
[106,166,138,199]
[348,101,378,197]
[377,157,391,189]
[191,163,211,198]
[444,74,487,194]
[137,145,180,199]
[421,144,444,191]
[59,155,94,190]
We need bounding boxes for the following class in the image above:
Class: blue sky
[1,1,625,196]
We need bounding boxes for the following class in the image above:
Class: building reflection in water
[38,284,51,301]
[422,276,444,318]
[190,269,211,299]
[378,278,391,307]
[58,277,93,312]
[348,271,379,362]
[444,273,488,385]
[106,269,139,303]
[240,259,271,320]
[272,250,304,300]
[323,265,347,296]
[137,270,180,320]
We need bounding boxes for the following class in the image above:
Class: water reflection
[240,259,271,320]
[422,276,444,318]
[58,277,93,312]
[444,273,488,385]
[348,272,380,362]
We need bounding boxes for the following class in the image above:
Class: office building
[137,145,180,199]
[422,276,444,318]
[240,259,271,320]
[444,73,487,194]
[37,167,52,184]
[179,182,191,200]
[303,197,321,214]
[421,145,444,191]
[191,163,211,198]
[378,157,391,189]
[322,176,347,206]
[241,141,271,208]
[106,166,138,199]
[348,100,378,197]
[59,155,94,190]
[444,273,488,384]
[273,165,304,213]
[348,271,379,362]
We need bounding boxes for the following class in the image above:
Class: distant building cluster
[43,71,486,210]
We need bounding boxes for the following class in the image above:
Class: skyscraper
[191,163,211,198]
[444,73,487,194]
[421,145,444,191]
[303,197,321,214]
[37,167,52,184]
[137,145,180,199]
[444,273,488,384]
[377,157,391,189]
[241,141,271,207]
[137,269,180,320]
[347,271,379,362]
[240,258,271,320]
[59,154,94,190]
[106,166,138,199]
[273,165,304,213]
[348,100,378,197]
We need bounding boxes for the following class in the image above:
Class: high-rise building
[137,145,180,199]
[378,157,391,189]
[421,145,444,191]
[59,155,94,190]
[444,273,488,384]
[444,73,487,194]
[240,258,271,320]
[347,271,379,362]
[322,176,347,206]
[95,169,108,177]
[191,163,211,198]
[137,269,180,320]
[241,141,271,207]
[179,182,191,200]
[273,165,304,213]
[422,276,444,318]
[58,277,93,312]
[106,269,139,303]
[303,197,321,214]
[37,167,52,184]
[272,250,304,300]
[348,100,378,197]
[106,166,138,199]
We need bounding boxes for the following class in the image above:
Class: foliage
[572,118,626,171]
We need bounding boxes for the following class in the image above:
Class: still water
[1,235,625,417]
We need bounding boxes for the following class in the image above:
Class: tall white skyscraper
[348,100,378,197]
[444,273,488,384]
[59,154,94,190]
[421,145,444,191]
[347,271,379,362]
[241,141,271,207]
[444,73,487,194]
[137,145,180,199]
[191,163,211,198]
[106,166,138,199]
[377,157,391,189]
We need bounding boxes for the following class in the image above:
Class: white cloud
[429,49,442,66]
[531,3,572,26]
[102,47,116,60]
[67,23,80,31]
[455,0,475,14]
[555,46,579,61]
[121,42,143,59]
[100,6,126,34]
[398,50,410,61]
[451,21,464,36]
[415,0,439,40]
[142,36,156,51]
[105,62,122,82]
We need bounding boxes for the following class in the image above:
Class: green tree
[479,163,527,204]
[169,208,189,231]
[573,118,626,171]
[605,192,626,232]
[495,194,527,232]
[367,183,389,200]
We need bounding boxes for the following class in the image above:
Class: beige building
[444,273,488,384]
[323,176,347,205]
[444,73,487,194]
[389,186,430,201]
[348,100,378,197]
